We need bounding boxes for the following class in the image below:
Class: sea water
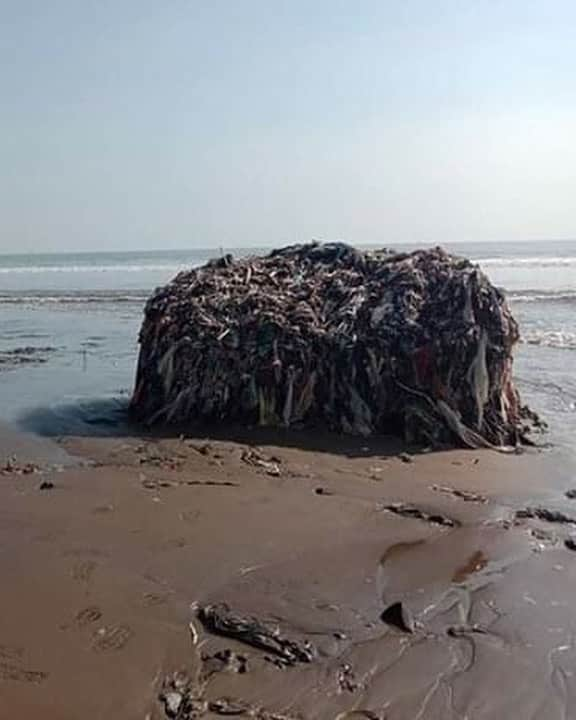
[0,242,575,445]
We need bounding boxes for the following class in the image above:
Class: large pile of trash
[131,243,537,447]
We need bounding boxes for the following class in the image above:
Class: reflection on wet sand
[452,550,488,584]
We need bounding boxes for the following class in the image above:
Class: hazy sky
[2,1,576,252]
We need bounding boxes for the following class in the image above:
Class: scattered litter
[208,697,250,715]
[516,507,576,525]
[135,445,184,471]
[530,528,558,545]
[398,453,414,464]
[382,502,460,527]
[338,663,359,692]
[0,346,56,371]
[162,691,183,718]
[431,484,487,503]
[240,448,281,477]
[185,479,239,487]
[131,243,539,448]
[142,478,175,490]
[1,457,41,476]
[201,649,248,680]
[159,673,201,719]
[197,603,315,666]
[142,477,238,490]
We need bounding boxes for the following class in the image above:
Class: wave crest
[481,256,576,268]
[0,263,186,274]
[0,291,148,305]
[509,290,576,303]
[521,330,576,350]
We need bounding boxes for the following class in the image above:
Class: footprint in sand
[142,592,170,607]
[92,504,114,515]
[0,648,47,685]
[0,645,24,663]
[72,560,97,584]
[76,606,103,627]
[33,529,64,544]
[0,662,47,684]
[179,509,201,525]
[64,547,108,559]
[163,537,187,550]
[92,624,134,652]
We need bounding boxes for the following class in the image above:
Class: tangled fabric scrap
[131,243,539,448]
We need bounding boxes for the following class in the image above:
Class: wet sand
[1,425,576,719]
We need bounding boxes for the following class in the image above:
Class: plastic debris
[516,507,576,525]
[131,243,538,448]
[1,457,41,475]
[382,502,460,527]
[197,603,315,665]
[162,691,183,718]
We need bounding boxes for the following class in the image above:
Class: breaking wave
[509,290,576,303]
[0,263,187,274]
[480,256,576,268]
[0,291,148,306]
[521,330,576,350]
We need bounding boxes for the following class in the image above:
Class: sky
[2,1,576,253]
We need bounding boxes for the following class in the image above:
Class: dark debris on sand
[197,603,315,667]
[516,507,576,525]
[382,502,460,527]
[0,457,41,476]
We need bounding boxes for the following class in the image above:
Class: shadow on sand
[17,398,135,438]
[17,397,419,459]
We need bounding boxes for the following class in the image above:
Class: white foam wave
[480,256,576,268]
[521,330,576,350]
[510,290,576,303]
[0,293,147,305]
[0,263,187,274]
[1,254,574,273]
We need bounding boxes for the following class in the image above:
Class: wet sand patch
[0,427,573,718]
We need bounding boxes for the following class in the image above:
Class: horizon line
[1,237,576,258]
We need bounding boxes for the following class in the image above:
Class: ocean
[1,241,575,445]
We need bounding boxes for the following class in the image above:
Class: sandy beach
[4,0,576,715]
[0,423,575,719]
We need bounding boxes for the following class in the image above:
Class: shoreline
[1,423,575,718]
